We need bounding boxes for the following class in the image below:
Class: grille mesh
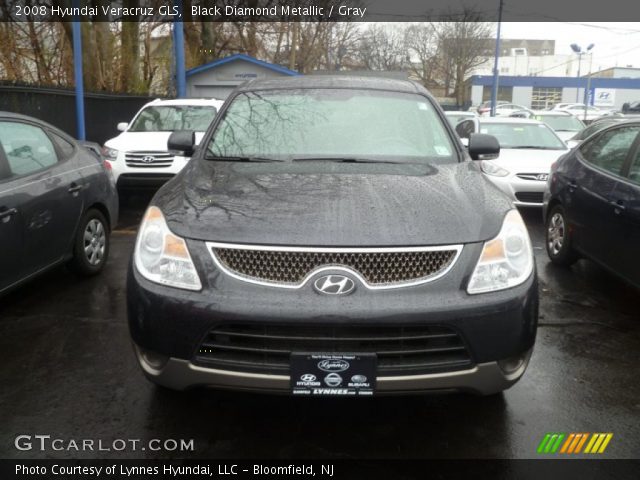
[213,247,458,286]
[195,323,473,376]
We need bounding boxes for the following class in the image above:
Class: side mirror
[117,122,128,132]
[622,103,629,113]
[468,133,500,160]
[168,130,196,157]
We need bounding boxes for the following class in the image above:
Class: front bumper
[127,240,538,395]
[484,174,547,207]
[134,344,533,395]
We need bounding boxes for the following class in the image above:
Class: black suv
[127,77,538,396]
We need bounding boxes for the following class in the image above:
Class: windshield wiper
[204,155,284,162]
[291,157,403,164]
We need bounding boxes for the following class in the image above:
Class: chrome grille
[125,151,174,168]
[195,324,473,376]
[209,244,460,288]
[516,173,549,181]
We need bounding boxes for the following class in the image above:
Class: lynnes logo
[537,432,613,454]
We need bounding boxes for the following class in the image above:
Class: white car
[454,117,569,206]
[531,111,585,142]
[557,104,614,122]
[102,98,224,190]
[479,103,529,117]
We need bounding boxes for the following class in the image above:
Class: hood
[154,160,513,247]
[104,131,205,151]
[489,148,568,174]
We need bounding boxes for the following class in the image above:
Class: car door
[0,145,24,292]
[568,125,640,267]
[605,141,640,286]
[0,119,85,283]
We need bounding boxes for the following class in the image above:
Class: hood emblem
[313,275,355,295]
[141,155,155,163]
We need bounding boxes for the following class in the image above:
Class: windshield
[129,105,217,132]
[536,115,584,131]
[479,122,566,149]
[206,89,457,164]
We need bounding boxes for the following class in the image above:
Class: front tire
[546,205,578,266]
[69,208,110,276]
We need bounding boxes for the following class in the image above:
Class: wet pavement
[1,195,639,459]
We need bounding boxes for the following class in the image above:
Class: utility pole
[173,0,186,98]
[72,0,85,140]
[490,0,504,117]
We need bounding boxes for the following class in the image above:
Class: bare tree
[356,24,408,71]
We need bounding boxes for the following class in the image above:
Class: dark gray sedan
[0,112,118,294]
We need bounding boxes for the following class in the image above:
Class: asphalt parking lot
[1,195,639,459]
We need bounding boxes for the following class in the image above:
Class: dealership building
[185,53,300,99]
[469,75,640,109]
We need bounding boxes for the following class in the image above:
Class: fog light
[139,347,169,370]
[498,353,526,374]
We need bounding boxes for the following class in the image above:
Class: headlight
[467,209,533,294]
[480,161,509,177]
[101,146,119,160]
[134,206,202,291]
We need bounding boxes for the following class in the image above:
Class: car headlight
[467,209,533,294]
[480,161,509,177]
[134,206,202,291]
[101,146,119,160]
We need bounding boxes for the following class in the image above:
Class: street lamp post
[570,43,594,115]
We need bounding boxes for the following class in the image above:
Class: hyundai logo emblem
[313,275,355,295]
[300,374,316,382]
[537,173,549,181]
[141,155,155,163]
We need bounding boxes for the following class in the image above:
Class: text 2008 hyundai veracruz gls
[127,77,538,396]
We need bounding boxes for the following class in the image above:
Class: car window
[536,115,584,132]
[579,126,640,176]
[50,132,75,158]
[478,122,566,149]
[627,148,640,185]
[0,121,58,176]
[129,105,218,132]
[455,120,476,139]
[207,89,458,164]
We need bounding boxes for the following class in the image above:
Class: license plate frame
[290,353,376,397]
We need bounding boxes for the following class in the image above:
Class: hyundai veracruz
[127,77,538,396]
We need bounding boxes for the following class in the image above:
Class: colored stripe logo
[537,433,613,454]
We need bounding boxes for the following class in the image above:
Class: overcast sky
[500,22,640,72]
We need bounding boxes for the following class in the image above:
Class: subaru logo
[141,155,155,163]
[324,373,343,387]
[313,275,355,295]
[318,359,350,372]
[300,374,316,382]
[351,375,367,383]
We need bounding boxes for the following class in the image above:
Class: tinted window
[207,89,457,164]
[628,149,640,185]
[129,105,217,132]
[50,132,75,158]
[579,126,640,176]
[0,121,58,176]
[455,120,476,139]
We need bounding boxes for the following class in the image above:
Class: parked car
[102,98,224,191]
[564,116,640,149]
[444,110,476,127]
[127,76,538,395]
[558,104,613,123]
[480,103,530,118]
[544,120,640,288]
[0,112,118,294]
[476,100,508,115]
[548,102,584,111]
[621,101,640,114]
[532,111,585,142]
[455,117,569,206]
